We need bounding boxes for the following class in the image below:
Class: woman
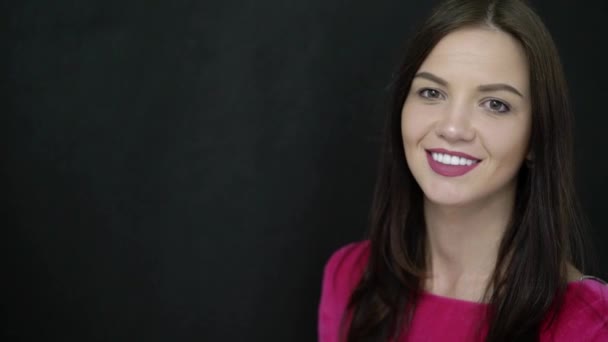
[318,0,608,341]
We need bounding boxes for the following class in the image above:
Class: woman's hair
[343,0,595,341]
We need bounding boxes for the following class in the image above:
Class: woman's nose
[434,103,476,142]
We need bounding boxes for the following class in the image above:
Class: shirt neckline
[420,276,602,306]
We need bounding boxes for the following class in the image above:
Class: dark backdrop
[5,1,608,341]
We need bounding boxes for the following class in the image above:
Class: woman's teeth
[431,152,477,166]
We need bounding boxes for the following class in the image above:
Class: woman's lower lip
[426,152,480,177]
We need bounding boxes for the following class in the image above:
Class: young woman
[318,0,608,341]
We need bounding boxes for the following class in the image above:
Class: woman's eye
[418,88,443,100]
[483,99,510,113]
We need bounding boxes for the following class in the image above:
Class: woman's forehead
[417,27,530,94]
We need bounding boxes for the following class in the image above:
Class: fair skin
[401,26,581,302]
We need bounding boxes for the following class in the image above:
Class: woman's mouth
[425,149,481,177]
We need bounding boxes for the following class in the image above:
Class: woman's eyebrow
[414,71,524,98]
[478,84,523,98]
[414,71,448,87]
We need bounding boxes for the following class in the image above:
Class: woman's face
[401,27,532,207]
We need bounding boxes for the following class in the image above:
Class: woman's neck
[422,191,514,302]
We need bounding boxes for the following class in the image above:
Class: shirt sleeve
[546,279,608,341]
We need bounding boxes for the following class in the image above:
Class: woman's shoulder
[564,276,608,315]
[564,276,608,314]
[318,240,371,333]
[321,240,371,294]
[544,277,608,341]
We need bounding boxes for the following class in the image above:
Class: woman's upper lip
[426,148,481,161]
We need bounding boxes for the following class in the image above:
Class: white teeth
[431,152,477,166]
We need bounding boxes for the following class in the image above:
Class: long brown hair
[343,0,595,341]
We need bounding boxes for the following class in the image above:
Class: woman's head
[392,0,576,213]
[402,26,532,209]
[345,0,593,341]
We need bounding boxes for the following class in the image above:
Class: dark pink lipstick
[426,148,481,177]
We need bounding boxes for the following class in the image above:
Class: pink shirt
[318,241,608,341]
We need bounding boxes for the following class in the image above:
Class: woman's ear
[526,150,534,161]
[525,150,534,168]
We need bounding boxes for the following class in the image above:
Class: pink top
[318,240,608,341]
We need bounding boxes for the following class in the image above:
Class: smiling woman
[318,0,608,341]
[403,27,531,209]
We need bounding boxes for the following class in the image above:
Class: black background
[5,1,608,341]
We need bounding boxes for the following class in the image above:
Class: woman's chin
[422,190,472,208]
